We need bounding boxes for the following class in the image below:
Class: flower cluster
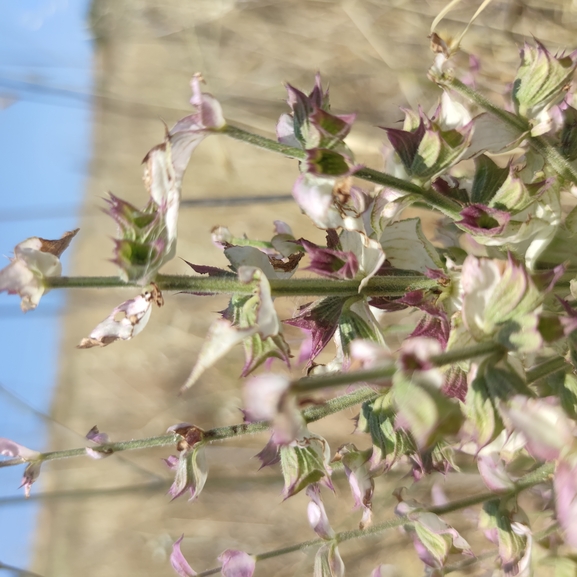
[5,34,577,577]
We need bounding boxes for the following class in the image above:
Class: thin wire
[0,194,295,223]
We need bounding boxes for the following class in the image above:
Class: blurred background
[3,1,577,576]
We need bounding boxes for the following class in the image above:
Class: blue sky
[0,0,92,571]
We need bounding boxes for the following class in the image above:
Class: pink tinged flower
[168,74,226,170]
[339,230,386,291]
[555,458,577,548]
[477,451,515,492]
[313,543,345,577]
[349,339,393,370]
[292,174,363,231]
[170,536,197,577]
[307,484,335,540]
[244,374,304,445]
[77,285,163,348]
[110,77,224,284]
[397,337,442,373]
[218,550,255,577]
[85,425,113,459]
[0,438,42,498]
[499,396,574,461]
[334,444,374,529]
[166,444,207,502]
[0,229,78,311]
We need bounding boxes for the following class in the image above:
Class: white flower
[77,285,163,348]
[0,229,78,312]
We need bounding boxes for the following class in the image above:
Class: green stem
[0,388,377,469]
[526,356,567,384]
[222,124,462,219]
[44,274,438,297]
[195,462,555,577]
[445,77,577,185]
[292,340,504,393]
[444,77,529,133]
[0,341,504,468]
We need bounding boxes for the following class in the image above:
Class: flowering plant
[5,17,577,577]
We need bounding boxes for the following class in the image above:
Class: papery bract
[170,535,197,577]
[307,484,335,540]
[280,431,333,498]
[460,255,542,351]
[480,499,531,577]
[182,265,288,391]
[218,550,255,577]
[285,297,346,367]
[411,512,472,569]
[0,229,78,312]
[513,41,577,120]
[378,218,442,274]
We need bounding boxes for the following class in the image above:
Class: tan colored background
[31,1,577,575]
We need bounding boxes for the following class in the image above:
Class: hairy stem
[0,389,377,469]
[44,274,438,297]
[291,340,505,393]
[222,124,462,219]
